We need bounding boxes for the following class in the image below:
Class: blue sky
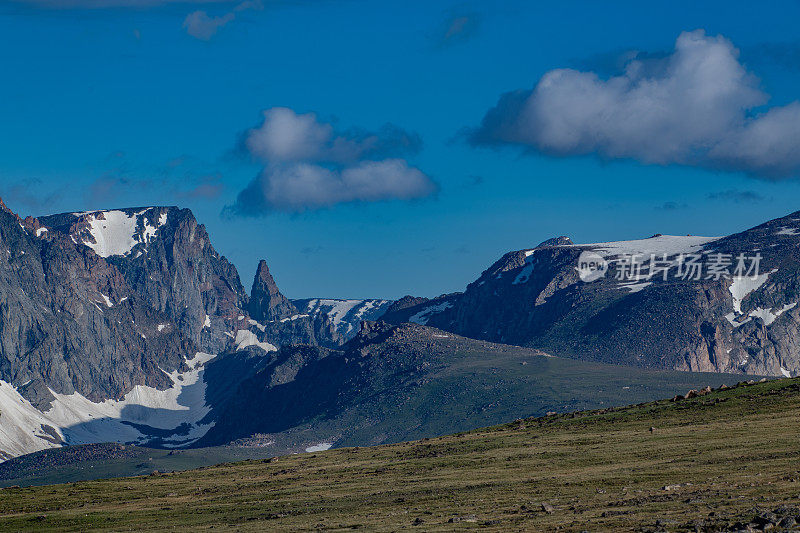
[2,0,800,299]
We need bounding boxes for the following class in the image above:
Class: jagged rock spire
[248,259,297,323]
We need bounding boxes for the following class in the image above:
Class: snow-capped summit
[382,210,800,378]
[293,298,394,340]
[43,207,171,258]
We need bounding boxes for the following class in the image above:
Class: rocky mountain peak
[38,205,248,354]
[40,207,177,259]
[248,259,297,323]
[0,197,13,215]
[537,236,573,248]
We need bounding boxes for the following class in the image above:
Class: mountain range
[1,199,793,461]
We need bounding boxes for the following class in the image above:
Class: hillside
[197,321,743,450]
[0,444,276,488]
[1,378,798,531]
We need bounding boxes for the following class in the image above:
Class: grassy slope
[337,348,747,446]
[0,446,277,489]
[0,344,745,488]
[1,378,799,532]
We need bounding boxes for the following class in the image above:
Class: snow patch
[725,312,752,328]
[0,352,217,460]
[776,226,800,236]
[409,302,453,325]
[748,303,796,326]
[35,227,48,237]
[100,294,113,307]
[76,209,168,258]
[313,300,359,326]
[729,269,777,314]
[279,314,310,323]
[248,319,266,332]
[298,299,393,337]
[781,367,792,378]
[530,235,720,258]
[305,442,332,453]
[203,314,211,329]
[234,329,277,353]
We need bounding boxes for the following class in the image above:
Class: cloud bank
[226,107,435,215]
[707,189,766,204]
[472,30,800,179]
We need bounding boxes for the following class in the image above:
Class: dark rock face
[384,295,430,314]
[41,207,248,355]
[249,260,297,323]
[0,202,197,407]
[383,211,800,377]
[380,293,459,325]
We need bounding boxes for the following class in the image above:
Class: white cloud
[183,10,234,40]
[226,108,435,215]
[472,30,800,179]
[245,108,336,162]
[251,160,435,211]
[244,107,423,165]
[182,1,261,41]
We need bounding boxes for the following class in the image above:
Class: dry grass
[1,378,799,532]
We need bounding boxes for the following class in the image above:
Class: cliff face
[40,207,248,355]
[0,203,197,408]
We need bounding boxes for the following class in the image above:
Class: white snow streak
[729,269,776,314]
